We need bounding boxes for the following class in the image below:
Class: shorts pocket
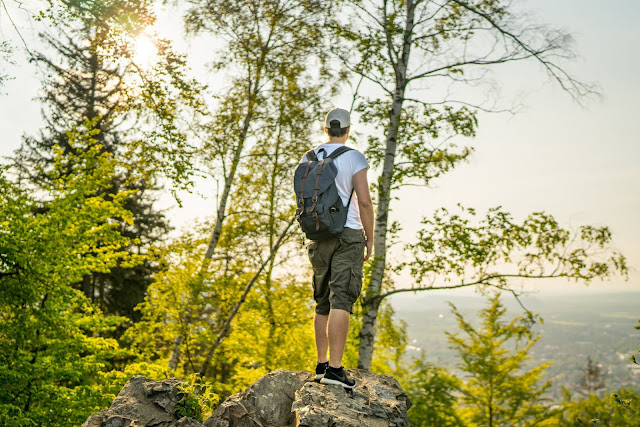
[339,230,365,245]
[307,241,317,262]
[347,267,364,300]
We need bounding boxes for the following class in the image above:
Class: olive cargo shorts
[307,227,366,315]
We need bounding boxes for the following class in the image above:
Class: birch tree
[127,81,325,388]
[184,0,330,266]
[331,0,607,370]
[159,0,333,370]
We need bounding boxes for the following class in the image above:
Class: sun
[132,35,158,67]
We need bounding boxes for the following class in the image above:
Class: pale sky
[1,0,639,298]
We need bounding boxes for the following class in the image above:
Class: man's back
[301,143,369,230]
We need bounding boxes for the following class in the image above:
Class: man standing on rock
[297,108,374,389]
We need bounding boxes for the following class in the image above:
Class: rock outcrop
[82,376,201,427]
[84,369,412,427]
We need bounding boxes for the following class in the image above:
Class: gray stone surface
[82,376,202,427]
[204,369,411,427]
[204,369,310,427]
[85,370,412,427]
[292,370,412,427]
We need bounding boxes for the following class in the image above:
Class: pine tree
[447,293,555,426]
[13,6,169,321]
[403,356,465,427]
[576,356,606,398]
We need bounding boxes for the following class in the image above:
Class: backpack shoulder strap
[327,146,354,160]
[305,149,318,162]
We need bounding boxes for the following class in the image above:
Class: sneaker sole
[319,377,356,389]
[314,374,324,381]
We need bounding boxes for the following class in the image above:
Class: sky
[1,0,639,299]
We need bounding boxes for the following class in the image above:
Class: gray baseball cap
[324,108,351,128]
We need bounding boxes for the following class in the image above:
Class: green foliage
[14,0,208,321]
[126,217,318,398]
[402,357,465,427]
[123,226,231,370]
[358,100,477,189]
[406,205,628,290]
[0,125,142,426]
[173,374,219,422]
[546,388,640,426]
[0,40,13,89]
[447,293,556,426]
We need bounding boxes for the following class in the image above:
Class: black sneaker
[314,361,329,381]
[320,366,356,389]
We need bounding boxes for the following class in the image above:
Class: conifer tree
[576,356,606,398]
[13,19,164,320]
[447,293,555,426]
[13,1,202,321]
[403,357,464,427]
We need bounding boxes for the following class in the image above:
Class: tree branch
[377,272,568,301]
[198,214,296,376]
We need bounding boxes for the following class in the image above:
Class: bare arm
[353,168,374,261]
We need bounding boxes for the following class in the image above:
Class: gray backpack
[294,146,354,241]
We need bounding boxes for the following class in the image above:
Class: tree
[160,0,334,370]
[13,0,203,320]
[549,388,640,426]
[329,0,601,370]
[0,124,146,426]
[402,357,464,427]
[576,357,607,398]
[183,0,332,265]
[447,293,555,426]
[403,205,627,289]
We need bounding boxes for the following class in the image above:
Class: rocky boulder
[84,369,412,427]
[82,376,202,427]
[205,369,411,427]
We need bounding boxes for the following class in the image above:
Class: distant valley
[390,290,640,399]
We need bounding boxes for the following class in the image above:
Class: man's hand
[364,238,373,261]
[354,168,374,262]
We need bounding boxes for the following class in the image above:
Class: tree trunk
[202,108,254,265]
[168,77,259,371]
[198,216,295,376]
[357,0,414,370]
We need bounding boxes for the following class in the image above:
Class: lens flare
[133,35,157,67]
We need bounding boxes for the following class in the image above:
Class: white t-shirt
[300,143,369,230]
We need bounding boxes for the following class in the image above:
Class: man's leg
[314,312,329,363]
[328,308,350,368]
